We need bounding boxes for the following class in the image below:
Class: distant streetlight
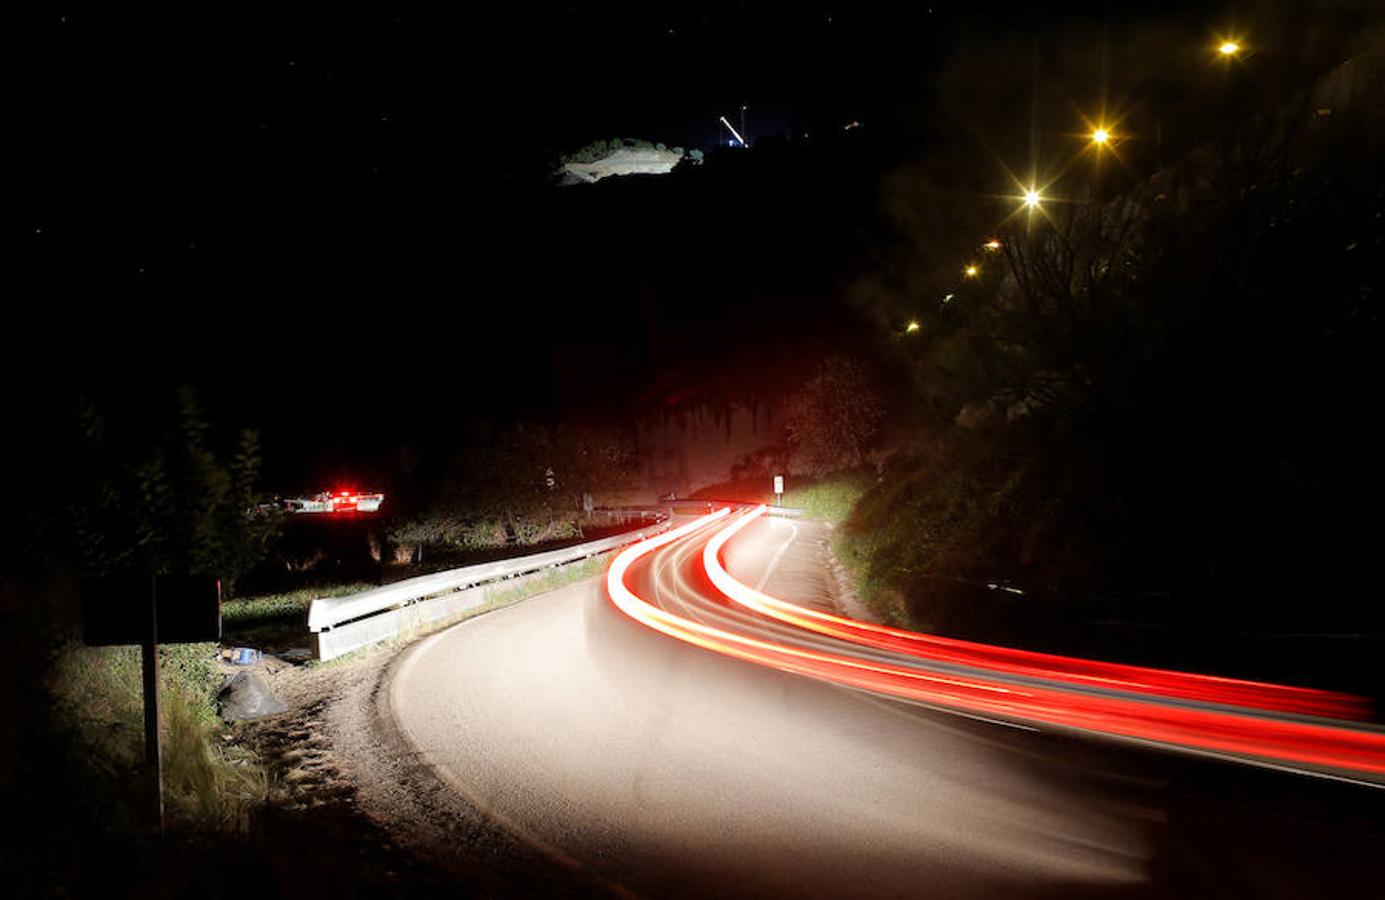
[964,264,979,278]
[983,239,1002,252]
[1218,40,1241,56]
[905,320,921,333]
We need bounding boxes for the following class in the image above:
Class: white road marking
[755,518,798,591]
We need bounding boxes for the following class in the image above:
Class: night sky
[15,4,959,476]
[15,1,1353,487]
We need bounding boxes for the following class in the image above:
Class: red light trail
[704,506,1368,721]
[607,508,1385,780]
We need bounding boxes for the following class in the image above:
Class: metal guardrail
[304,503,802,660]
[308,509,669,635]
[663,498,806,518]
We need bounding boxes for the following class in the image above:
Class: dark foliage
[845,47,1385,644]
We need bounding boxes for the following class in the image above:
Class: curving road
[388,512,1385,898]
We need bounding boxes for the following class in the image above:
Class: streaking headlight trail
[608,509,1385,781]
[704,506,1367,721]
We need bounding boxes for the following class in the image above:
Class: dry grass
[49,640,270,832]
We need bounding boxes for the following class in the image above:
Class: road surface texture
[382,514,1385,898]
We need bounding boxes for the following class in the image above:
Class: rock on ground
[218,671,288,722]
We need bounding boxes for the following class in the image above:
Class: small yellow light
[983,239,1002,252]
[905,321,920,333]
[1023,189,1041,209]
[964,264,979,278]
[1092,127,1110,145]
[1218,40,1240,56]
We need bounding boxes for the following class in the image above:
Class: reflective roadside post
[773,474,784,507]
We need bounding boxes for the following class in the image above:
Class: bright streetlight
[964,264,979,278]
[1218,40,1241,56]
[1091,127,1110,145]
[1023,188,1042,209]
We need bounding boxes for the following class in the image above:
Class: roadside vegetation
[15,389,284,846]
[11,391,649,861]
[833,43,1385,670]
[42,387,282,597]
[780,471,875,525]
[695,356,887,510]
[385,422,640,565]
[47,638,269,832]
[221,582,369,644]
[13,390,642,861]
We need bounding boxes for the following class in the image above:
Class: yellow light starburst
[1074,104,1135,168]
[990,156,1060,228]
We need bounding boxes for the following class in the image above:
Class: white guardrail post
[307,509,672,661]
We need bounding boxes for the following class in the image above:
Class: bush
[785,357,884,477]
[508,511,580,547]
[58,389,281,597]
[460,518,508,550]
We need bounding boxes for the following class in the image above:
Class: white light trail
[719,115,748,147]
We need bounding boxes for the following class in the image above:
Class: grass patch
[162,685,269,831]
[48,640,270,832]
[222,583,369,629]
[831,528,913,626]
[781,470,876,524]
[221,582,370,647]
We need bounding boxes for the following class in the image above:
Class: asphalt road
[388,514,1385,898]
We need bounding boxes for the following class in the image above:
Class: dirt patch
[238,633,611,896]
[222,655,450,894]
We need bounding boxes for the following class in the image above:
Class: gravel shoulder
[241,614,613,897]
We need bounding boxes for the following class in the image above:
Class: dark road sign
[81,574,221,646]
[79,574,222,834]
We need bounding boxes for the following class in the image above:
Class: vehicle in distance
[278,490,385,514]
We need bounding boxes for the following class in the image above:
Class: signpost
[81,574,221,834]
[773,474,784,506]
